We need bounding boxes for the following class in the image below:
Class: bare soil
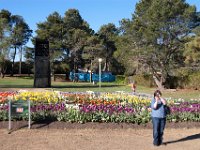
[1,121,200,130]
[0,121,200,150]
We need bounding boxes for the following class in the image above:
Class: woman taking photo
[151,90,167,146]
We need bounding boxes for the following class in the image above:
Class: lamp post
[98,58,102,88]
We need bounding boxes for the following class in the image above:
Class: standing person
[151,90,167,146]
[131,81,137,93]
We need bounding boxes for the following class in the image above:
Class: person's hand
[155,96,160,102]
[154,97,159,109]
[160,97,166,105]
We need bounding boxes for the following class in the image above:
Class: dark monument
[34,38,51,88]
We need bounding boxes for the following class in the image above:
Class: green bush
[173,69,200,89]
[133,74,155,87]
[115,75,127,84]
[0,110,8,121]
[188,72,200,90]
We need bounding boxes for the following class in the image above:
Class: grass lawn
[0,76,200,100]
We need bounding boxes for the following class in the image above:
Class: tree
[97,23,119,72]
[114,18,140,76]
[0,9,11,78]
[82,35,104,82]
[36,9,93,79]
[62,9,94,73]
[36,11,64,80]
[24,46,34,76]
[184,12,200,68]
[118,0,196,89]
[10,15,32,76]
[184,36,200,67]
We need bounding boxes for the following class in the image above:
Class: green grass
[0,77,131,92]
[0,77,200,100]
[0,77,34,88]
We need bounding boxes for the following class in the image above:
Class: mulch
[0,121,200,130]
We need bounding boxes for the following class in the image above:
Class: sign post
[28,99,31,129]
[8,98,11,131]
[8,98,31,133]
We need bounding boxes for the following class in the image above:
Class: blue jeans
[152,117,166,145]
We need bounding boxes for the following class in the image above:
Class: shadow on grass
[0,84,124,89]
[0,85,34,88]
[163,133,200,145]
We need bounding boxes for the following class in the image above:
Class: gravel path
[0,128,200,150]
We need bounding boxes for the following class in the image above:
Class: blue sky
[0,0,199,50]
[0,0,138,34]
[1,0,199,34]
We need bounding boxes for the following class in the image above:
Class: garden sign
[8,99,31,131]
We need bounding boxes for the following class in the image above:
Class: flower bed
[0,91,200,124]
[0,92,16,103]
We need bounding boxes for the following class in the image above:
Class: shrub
[188,72,200,90]
[115,75,127,84]
[133,74,155,87]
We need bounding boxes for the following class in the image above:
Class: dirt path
[0,128,200,150]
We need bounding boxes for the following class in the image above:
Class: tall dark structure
[34,39,51,88]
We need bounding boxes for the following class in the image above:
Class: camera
[156,93,160,97]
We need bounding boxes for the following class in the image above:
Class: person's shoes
[153,143,160,146]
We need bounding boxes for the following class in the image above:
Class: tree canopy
[115,0,197,89]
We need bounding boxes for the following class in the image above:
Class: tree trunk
[51,63,55,82]
[0,71,3,78]
[103,58,108,72]
[90,60,93,83]
[0,67,6,78]
[19,46,22,75]
[2,72,5,78]
[103,62,106,71]
[11,46,17,76]
[107,61,110,72]
[28,63,30,76]
[153,74,165,90]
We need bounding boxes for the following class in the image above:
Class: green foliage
[116,0,197,89]
[167,112,200,122]
[184,36,200,66]
[36,9,94,73]
[0,10,12,77]
[0,10,32,76]
[31,111,57,121]
[57,108,83,123]
[36,11,64,63]
[114,32,138,76]
[54,62,70,74]
[10,16,32,47]
[115,75,126,84]
[171,69,200,89]
[56,109,150,124]
[0,110,8,121]
[188,72,200,90]
[62,9,94,72]
[97,23,119,72]
[133,74,155,87]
